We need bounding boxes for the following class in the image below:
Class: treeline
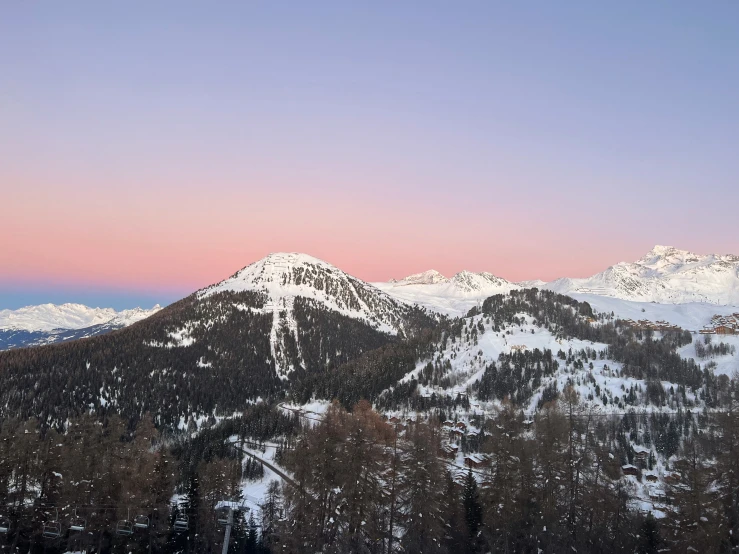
[0,289,436,429]
[475,348,559,405]
[267,388,739,554]
[375,289,717,412]
[0,414,174,553]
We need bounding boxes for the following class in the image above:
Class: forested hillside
[1,280,738,553]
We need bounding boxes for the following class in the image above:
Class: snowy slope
[0,303,161,332]
[375,270,520,316]
[544,245,739,304]
[571,293,739,332]
[201,252,409,335]
[194,253,425,378]
[388,299,704,416]
[0,303,161,350]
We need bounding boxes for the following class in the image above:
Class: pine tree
[636,514,662,554]
[462,468,482,553]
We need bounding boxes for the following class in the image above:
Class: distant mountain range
[0,303,161,350]
[376,245,739,314]
[2,246,739,426]
[542,245,739,304]
[4,245,739,351]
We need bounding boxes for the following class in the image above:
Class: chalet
[450,429,464,439]
[464,454,490,469]
[645,474,659,483]
[664,473,681,485]
[440,444,458,459]
[622,464,639,476]
[715,324,735,335]
[633,447,650,467]
[455,421,467,431]
[388,416,401,424]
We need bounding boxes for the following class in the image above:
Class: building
[622,464,639,476]
[464,454,490,469]
[633,447,650,468]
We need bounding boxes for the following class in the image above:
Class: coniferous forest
[0,289,738,552]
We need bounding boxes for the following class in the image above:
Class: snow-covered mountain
[0,303,160,333]
[389,270,449,286]
[375,269,520,316]
[154,252,434,378]
[201,252,413,336]
[543,245,739,304]
[0,303,161,350]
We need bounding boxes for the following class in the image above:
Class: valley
[1,246,738,553]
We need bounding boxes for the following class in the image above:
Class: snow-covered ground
[543,245,739,304]
[200,252,403,336]
[390,310,702,416]
[573,294,739,331]
[374,271,518,317]
[0,303,161,332]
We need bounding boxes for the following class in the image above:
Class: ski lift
[116,508,134,536]
[0,515,9,534]
[134,514,150,530]
[69,508,86,532]
[216,507,231,527]
[173,514,189,532]
[43,509,62,539]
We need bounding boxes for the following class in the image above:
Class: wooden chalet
[464,454,490,469]
[622,464,639,476]
[664,473,680,484]
[633,447,650,467]
[440,444,458,459]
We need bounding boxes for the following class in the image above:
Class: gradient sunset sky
[2,2,738,309]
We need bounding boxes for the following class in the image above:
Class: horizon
[0,243,728,310]
[3,2,738,309]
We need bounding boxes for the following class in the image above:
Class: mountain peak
[450,270,514,293]
[394,269,449,286]
[640,245,691,261]
[646,244,679,256]
[201,252,348,297]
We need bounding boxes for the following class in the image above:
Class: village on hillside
[620,312,739,335]
[619,318,683,332]
[699,313,739,335]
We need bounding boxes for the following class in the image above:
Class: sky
[2,2,738,310]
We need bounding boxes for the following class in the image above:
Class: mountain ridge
[543,245,739,304]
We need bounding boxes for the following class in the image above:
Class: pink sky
[3,172,728,295]
[2,2,738,304]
